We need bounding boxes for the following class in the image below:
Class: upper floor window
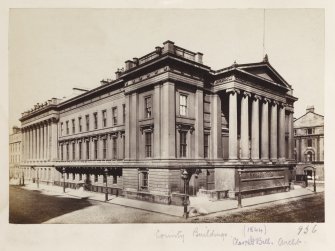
[72,119,75,134]
[145,132,152,158]
[112,107,118,125]
[72,142,75,160]
[307,138,313,147]
[102,110,107,127]
[66,121,69,135]
[86,141,90,160]
[179,94,187,116]
[306,128,313,135]
[294,129,297,135]
[94,140,98,159]
[66,144,69,160]
[94,174,98,182]
[60,123,64,136]
[85,115,90,131]
[72,173,75,180]
[61,145,64,160]
[79,142,82,160]
[144,96,152,118]
[103,138,107,159]
[123,104,126,124]
[112,137,117,160]
[113,175,117,184]
[180,131,187,157]
[78,117,82,132]
[93,113,98,129]
[204,134,209,158]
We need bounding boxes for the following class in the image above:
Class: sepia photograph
[7,8,325,225]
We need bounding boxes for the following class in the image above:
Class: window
[144,96,152,118]
[72,119,75,134]
[79,173,82,181]
[86,141,90,159]
[139,169,148,190]
[204,134,209,158]
[94,174,98,182]
[307,139,312,147]
[66,173,69,180]
[85,115,90,131]
[103,174,107,183]
[94,140,98,159]
[179,94,187,116]
[112,107,118,125]
[294,129,297,135]
[60,123,64,136]
[113,175,117,184]
[66,121,69,135]
[61,145,64,160]
[102,110,107,127]
[145,132,152,158]
[307,128,313,135]
[103,138,107,159]
[66,144,69,160]
[72,173,75,180]
[72,142,75,160]
[123,104,126,124]
[79,142,82,160]
[93,113,98,129]
[180,131,187,157]
[78,117,82,132]
[112,137,117,160]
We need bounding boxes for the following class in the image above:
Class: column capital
[226,88,240,95]
[278,102,286,109]
[262,97,271,104]
[271,100,280,106]
[252,94,262,101]
[242,91,252,98]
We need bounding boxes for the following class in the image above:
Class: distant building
[17,41,297,205]
[9,126,22,179]
[294,106,324,180]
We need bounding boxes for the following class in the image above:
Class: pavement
[18,181,322,218]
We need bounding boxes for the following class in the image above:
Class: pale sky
[9,9,324,129]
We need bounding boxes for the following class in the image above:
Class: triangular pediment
[237,63,290,89]
[294,112,324,128]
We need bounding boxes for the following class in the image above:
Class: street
[9,185,324,224]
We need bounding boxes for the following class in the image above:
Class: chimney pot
[306,105,315,113]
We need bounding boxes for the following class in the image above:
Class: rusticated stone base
[123,189,171,205]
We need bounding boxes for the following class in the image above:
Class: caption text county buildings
[18,41,297,204]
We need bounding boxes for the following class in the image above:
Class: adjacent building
[294,106,324,180]
[18,41,297,205]
[9,126,22,179]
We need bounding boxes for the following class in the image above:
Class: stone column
[161,82,176,159]
[51,120,58,160]
[153,84,161,158]
[240,91,251,160]
[124,95,131,159]
[44,123,48,160]
[261,98,269,161]
[195,89,204,158]
[278,103,286,161]
[287,111,294,160]
[251,95,260,160]
[270,100,278,162]
[41,124,44,160]
[29,127,32,160]
[33,126,37,160]
[211,94,222,159]
[48,121,52,160]
[228,89,239,160]
[37,125,40,160]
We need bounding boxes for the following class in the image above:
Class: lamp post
[237,170,242,208]
[313,169,316,193]
[104,168,108,202]
[62,167,66,193]
[181,169,189,219]
[37,168,39,189]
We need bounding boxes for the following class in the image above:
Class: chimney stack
[196,52,203,64]
[306,105,315,113]
[163,40,175,53]
[125,60,134,71]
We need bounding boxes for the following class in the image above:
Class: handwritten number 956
[298,225,317,235]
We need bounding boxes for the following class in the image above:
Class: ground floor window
[139,169,148,190]
[113,175,117,184]
[180,131,187,157]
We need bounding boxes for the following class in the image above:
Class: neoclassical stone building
[19,41,297,204]
[294,106,324,180]
[9,126,22,179]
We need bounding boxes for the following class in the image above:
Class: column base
[251,158,262,164]
[270,158,278,164]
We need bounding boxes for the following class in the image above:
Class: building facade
[9,126,22,179]
[18,41,297,204]
[294,106,324,180]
